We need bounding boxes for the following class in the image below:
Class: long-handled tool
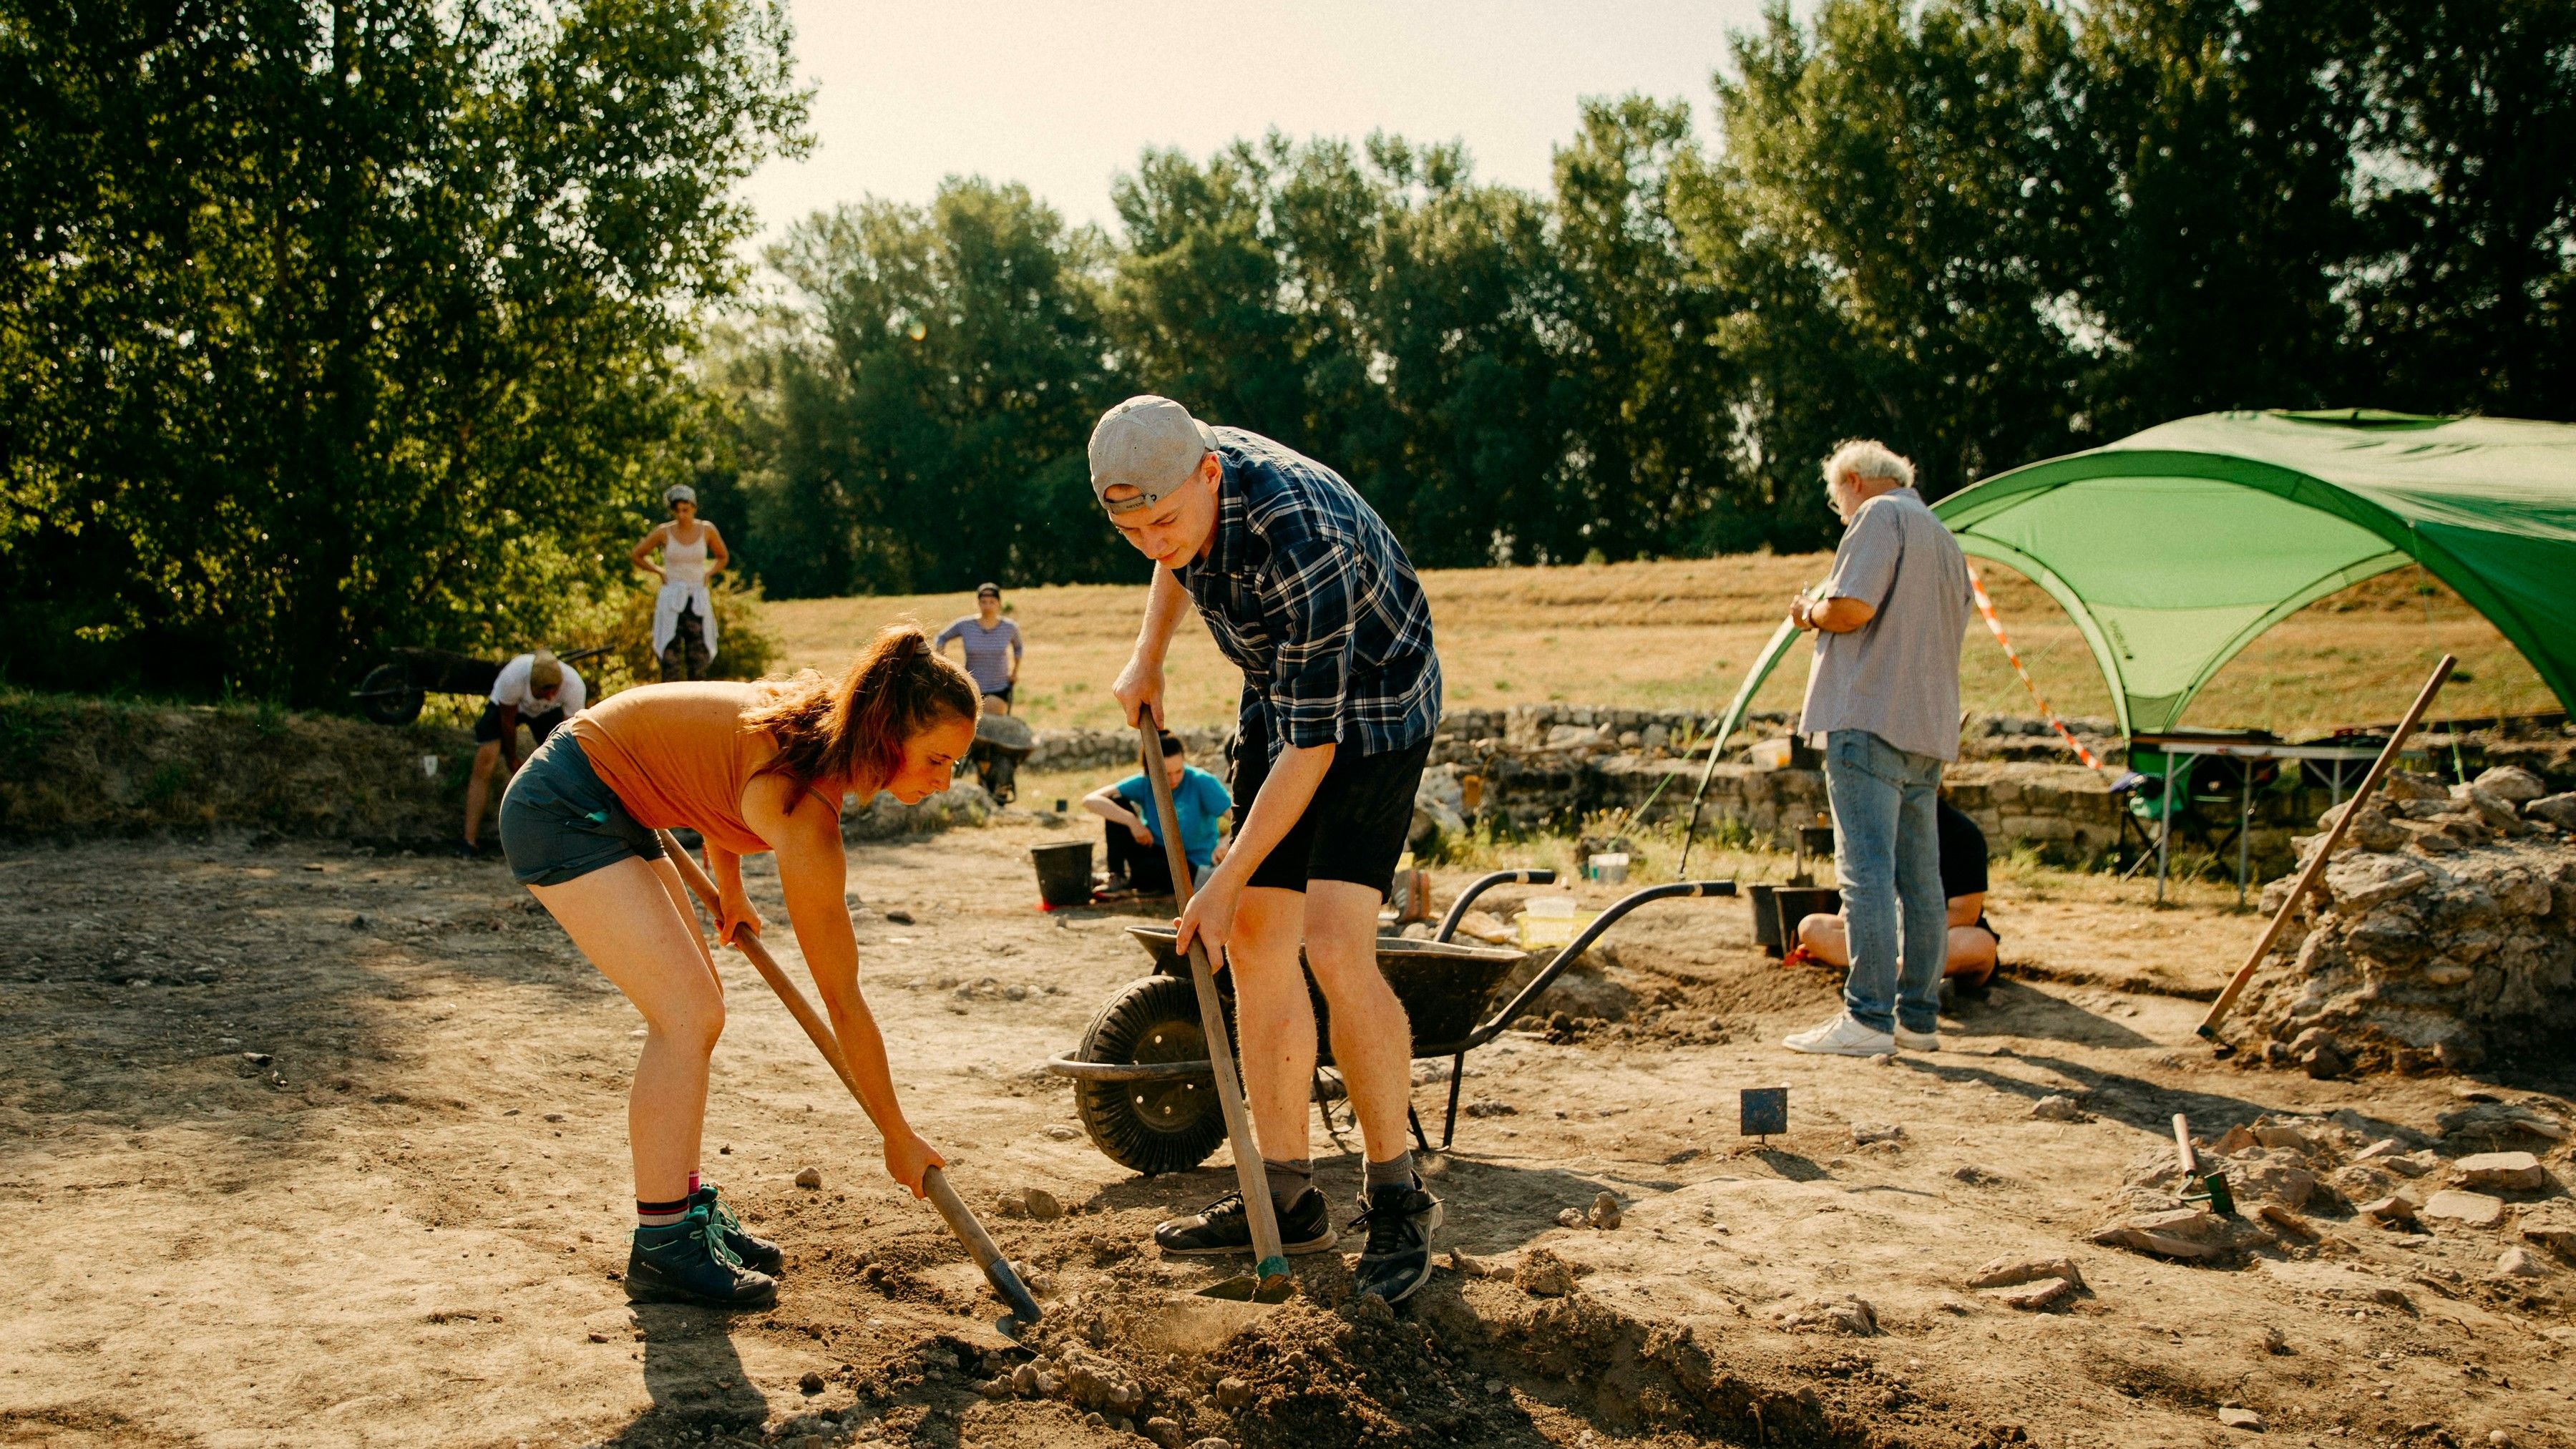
[2171,1113,2235,1216]
[653,829,1042,1324]
[1136,721,1293,1304]
[2195,654,2453,1049]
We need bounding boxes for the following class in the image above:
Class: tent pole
[2156,761,2174,904]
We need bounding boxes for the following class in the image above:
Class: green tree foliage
[716,0,2565,600]
[0,0,806,703]
[734,180,1123,597]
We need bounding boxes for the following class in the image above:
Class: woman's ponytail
[747,622,978,797]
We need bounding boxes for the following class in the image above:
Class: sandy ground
[4,822,2572,1449]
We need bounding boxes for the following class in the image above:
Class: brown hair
[743,623,980,797]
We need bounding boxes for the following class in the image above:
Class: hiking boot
[692,1184,783,1276]
[1153,1186,1337,1258]
[1349,1179,1443,1304]
[625,1205,777,1309]
[1782,1012,1896,1058]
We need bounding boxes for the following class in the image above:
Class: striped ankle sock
[637,1196,691,1228]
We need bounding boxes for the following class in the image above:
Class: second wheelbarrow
[1045,869,1736,1174]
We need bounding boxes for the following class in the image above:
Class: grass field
[763,555,2552,740]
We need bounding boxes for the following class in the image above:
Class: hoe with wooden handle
[654,829,1042,1325]
[2195,654,2453,1050]
[1136,721,1294,1304]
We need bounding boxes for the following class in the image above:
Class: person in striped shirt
[934,584,1023,713]
[1087,394,1445,1307]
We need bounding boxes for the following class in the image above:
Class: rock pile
[2096,1106,2572,1268]
[2235,768,2575,1072]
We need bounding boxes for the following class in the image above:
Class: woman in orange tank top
[497,624,977,1309]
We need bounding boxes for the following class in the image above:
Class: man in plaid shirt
[1090,395,1445,1305]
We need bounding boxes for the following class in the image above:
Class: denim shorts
[498,730,665,887]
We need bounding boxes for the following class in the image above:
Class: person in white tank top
[631,484,731,680]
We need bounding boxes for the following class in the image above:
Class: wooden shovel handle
[651,829,1041,1322]
[2195,654,2454,1040]
[1137,723,1291,1285]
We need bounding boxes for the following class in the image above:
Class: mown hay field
[763,556,2550,740]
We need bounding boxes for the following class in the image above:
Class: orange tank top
[567,682,832,855]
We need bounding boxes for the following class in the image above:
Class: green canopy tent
[1676,411,2576,864]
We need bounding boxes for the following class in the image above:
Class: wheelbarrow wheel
[355,663,425,726]
[1073,974,1226,1176]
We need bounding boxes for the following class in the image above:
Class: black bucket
[1748,883,1782,957]
[1772,887,1843,950]
[1030,841,1095,909]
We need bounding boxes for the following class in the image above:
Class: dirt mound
[0,692,472,842]
[975,1259,1884,1448]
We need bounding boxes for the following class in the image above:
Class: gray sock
[1264,1157,1314,1206]
[1363,1149,1416,1196]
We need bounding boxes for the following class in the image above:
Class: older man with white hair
[1782,439,1972,1057]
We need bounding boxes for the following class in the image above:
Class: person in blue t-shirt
[1083,731,1231,895]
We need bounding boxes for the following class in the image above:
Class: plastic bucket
[1030,841,1095,909]
[1771,887,1843,950]
[1748,883,1782,957]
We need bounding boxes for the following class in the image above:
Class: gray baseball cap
[1088,396,1218,514]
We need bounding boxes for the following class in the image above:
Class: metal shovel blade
[1196,1257,1294,1303]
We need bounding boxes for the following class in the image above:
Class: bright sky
[740,0,1780,243]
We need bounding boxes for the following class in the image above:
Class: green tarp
[1704,410,2576,760]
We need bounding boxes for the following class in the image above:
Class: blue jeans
[1823,729,1946,1035]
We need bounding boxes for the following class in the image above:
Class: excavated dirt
[3,822,2573,1448]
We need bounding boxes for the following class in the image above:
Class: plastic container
[1030,841,1096,909]
[1516,895,1597,950]
[1588,852,1630,884]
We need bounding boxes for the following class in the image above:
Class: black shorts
[1227,710,1429,899]
[983,684,1013,706]
[476,701,565,746]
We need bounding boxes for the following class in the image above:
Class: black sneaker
[625,1205,777,1308]
[691,1184,783,1276]
[1153,1186,1337,1258]
[1349,1179,1443,1304]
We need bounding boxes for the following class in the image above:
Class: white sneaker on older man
[1782,1012,1896,1057]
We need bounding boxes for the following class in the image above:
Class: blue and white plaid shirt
[1176,426,1443,758]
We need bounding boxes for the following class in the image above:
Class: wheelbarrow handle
[1466,879,1737,1047]
[1433,869,1559,944]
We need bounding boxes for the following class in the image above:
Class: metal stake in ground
[1137,721,1294,1304]
[653,829,1042,1326]
[2194,653,2454,1050]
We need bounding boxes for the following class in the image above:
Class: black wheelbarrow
[965,711,1036,804]
[1045,869,1737,1174]
[350,645,609,726]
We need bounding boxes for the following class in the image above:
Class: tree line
[3,0,2568,701]
[704,0,2573,599]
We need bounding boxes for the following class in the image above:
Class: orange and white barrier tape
[1966,563,2104,769]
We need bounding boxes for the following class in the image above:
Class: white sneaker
[1894,1026,1940,1052]
[1782,1013,1896,1057]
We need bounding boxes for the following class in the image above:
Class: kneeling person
[1083,731,1230,895]
[1795,798,2000,991]
[1091,395,1445,1304]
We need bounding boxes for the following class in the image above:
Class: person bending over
[1091,394,1446,1305]
[1084,731,1231,895]
[633,484,728,682]
[1793,798,2000,994]
[935,583,1023,714]
[462,648,586,855]
[498,625,974,1308]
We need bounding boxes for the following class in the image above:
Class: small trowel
[1136,721,1294,1304]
